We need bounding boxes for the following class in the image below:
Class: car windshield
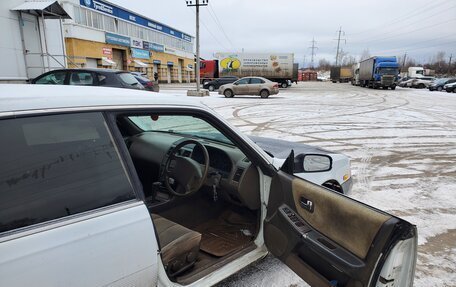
[128,115,233,145]
[118,73,140,85]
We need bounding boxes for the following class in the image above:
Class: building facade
[61,0,195,83]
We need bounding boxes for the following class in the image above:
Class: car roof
[0,85,205,115]
[43,68,126,74]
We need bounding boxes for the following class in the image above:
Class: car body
[0,85,417,287]
[398,77,416,88]
[250,136,352,194]
[31,68,144,90]
[218,76,279,98]
[202,76,238,91]
[444,81,456,93]
[428,78,456,91]
[133,74,156,92]
[410,77,435,89]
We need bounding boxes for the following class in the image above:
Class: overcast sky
[110,0,455,67]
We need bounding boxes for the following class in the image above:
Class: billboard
[215,53,294,78]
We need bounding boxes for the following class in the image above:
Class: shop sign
[167,61,174,66]
[105,32,130,46]
[153,60,161,64]
[143,41,150,50]
[102,47,112,56]
[150,43,165,53]
[165,47,176,55]
[80,0,192,42]
[130,37,143,49]
[187,64,193,69]
[131,48,150,59]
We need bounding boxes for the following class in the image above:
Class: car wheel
[437,86,443,91]
[281,82,288,88]
[224,89,234,98]
[390,85,396,90]
[208,85,215,91]
[260,89,269,98]
[418,83,425,89]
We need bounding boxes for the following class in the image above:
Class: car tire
[281,82,288,88]
[208,85,215,91]
[437,86,443,92]
[224,89,234,98]
[260,89,269,98]
[390,85,396,90]
[418,83,425,89]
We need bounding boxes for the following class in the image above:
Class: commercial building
[1,0,195,83]
[0,0,70,82]
[61,0,195,83]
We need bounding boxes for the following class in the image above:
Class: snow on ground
[160,82,456,287]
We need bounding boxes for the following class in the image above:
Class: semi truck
[359,56,399,89]
[200,53,297,88]
[330,67,353,83]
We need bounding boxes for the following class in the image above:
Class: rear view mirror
[303,155,331,172]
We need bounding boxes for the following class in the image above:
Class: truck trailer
[200,53,297,88]
[359,56,399,89]
[330,67,353,83]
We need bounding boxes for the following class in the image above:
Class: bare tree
[360,49,371,61]
[318,58,331,71]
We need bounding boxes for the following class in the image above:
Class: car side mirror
[302,155,332,172]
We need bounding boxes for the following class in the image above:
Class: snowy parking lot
[160,82,456,287]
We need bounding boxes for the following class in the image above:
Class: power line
[207,3,234,49]
[309,38,318,69]
[348,0,448,36]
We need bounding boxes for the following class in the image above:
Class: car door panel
[265,170,417,286]
[0,202,158,287]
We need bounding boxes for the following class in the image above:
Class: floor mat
[195,210,256,257]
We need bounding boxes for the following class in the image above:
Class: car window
[0,113,135,234]
[118,72,140,86]
[34,71,66,85]
[128,115,233,145]
[69,72,94,86]
[250,78,265,84]
[236,78,250,85]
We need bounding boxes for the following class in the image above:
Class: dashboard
[127,131,261,210]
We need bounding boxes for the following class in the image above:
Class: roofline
[66,0,194,39]
[0,103,209,118]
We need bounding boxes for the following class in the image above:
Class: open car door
[264,153,417,287]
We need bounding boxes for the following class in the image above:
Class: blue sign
[80,0,192,42]
[131,48,150,59]
[150,43,165,53]
[153,60,161,64]
[167,61,174,66]
[105,32,130,46]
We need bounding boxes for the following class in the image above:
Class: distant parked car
[132,74,157,92]
[410,77,435,89]
[130,71,147,77]
[429,78,456,91]
[203,76,238,91]
[218,76,279,98]
[399,78,416,87]
[32,68,144,90]
[444,82,456,93]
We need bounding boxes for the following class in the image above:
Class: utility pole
[309,38,318,69]
[334,26,346,66]
[449,54,453,75]
[186,0,208,93]
[402,52,407,67]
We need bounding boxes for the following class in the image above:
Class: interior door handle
[300,197,314,213]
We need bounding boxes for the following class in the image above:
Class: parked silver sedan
[218,76,279,98]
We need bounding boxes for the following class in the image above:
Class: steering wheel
[163,139,210,197]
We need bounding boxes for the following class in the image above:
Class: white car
[250,136,352,194]
[0,85,417,287]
